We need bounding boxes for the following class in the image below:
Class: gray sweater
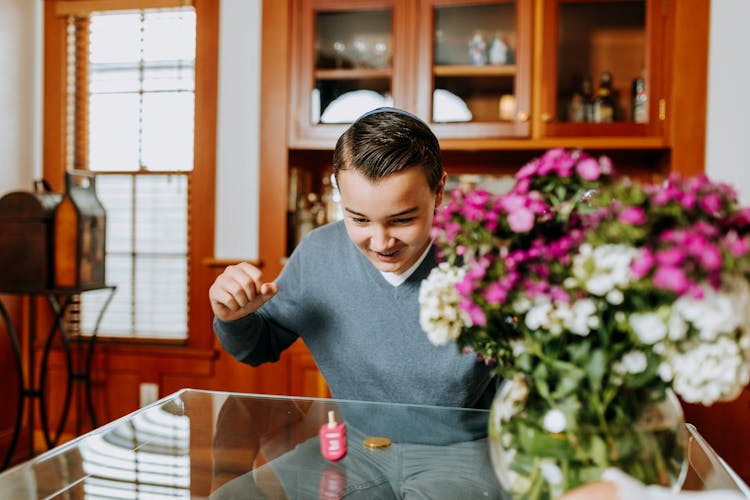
[214,221,496,409]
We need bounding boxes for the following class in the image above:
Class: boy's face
[338,166,445,275]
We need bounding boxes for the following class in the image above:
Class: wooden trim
[188,0,219,351]
[43,1,69,191]
[73,17,89,170]
[667,0,709,176]
[55,0,194,16]
[260,0,291,280]
[202,258,263,269]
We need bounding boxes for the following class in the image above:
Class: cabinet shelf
[439,136,667,152]
[433,64,517,77]
[315,68,391,80]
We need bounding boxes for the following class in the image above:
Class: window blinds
[68,7,196,340]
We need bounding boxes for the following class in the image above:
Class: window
[66,7,196,340]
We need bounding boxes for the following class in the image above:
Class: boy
[209,107,496,410]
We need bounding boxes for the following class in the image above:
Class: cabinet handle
[541,112,553,123]
[517,111,530,122]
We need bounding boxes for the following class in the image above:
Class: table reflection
[209,395,503,499]
[0,389,746,499]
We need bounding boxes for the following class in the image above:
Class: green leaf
[517,422,576,459]
[586,349,607,392]
[588,434,609,467]
[533,364,551,399]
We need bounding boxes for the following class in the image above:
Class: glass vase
[488,376,689,499]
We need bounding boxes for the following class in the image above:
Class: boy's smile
[337,167,445,275]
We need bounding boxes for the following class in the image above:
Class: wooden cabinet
[260,0,709,393]
[290,0,534,145]
[536,0,667,140]
[289,0,412,147]
[415,0,533,139]
[288,0,684,149]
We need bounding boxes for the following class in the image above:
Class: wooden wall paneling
[667,0,709,176]
[683,389,750,484]
[288,341,331,398]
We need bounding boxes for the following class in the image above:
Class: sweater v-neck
[351,239,435,297]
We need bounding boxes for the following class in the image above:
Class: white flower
[563,298,598,336]
[621,351,648,374]
[513,296,532,314]
[510,339,527,357]
[658,361,673,382]
[419,263,467,345]
[670,337,750,405]
[606,289,624,305]
[629,311,667,345]
[525,299,553,331]
[675,286,740,342]
[539,461,563,485]
[571,243,638,296]
[667,308,688,341]
[542,409,567,433]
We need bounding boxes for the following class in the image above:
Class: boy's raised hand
[209,262,278,322]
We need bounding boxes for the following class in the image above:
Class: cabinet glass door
[539,0,665,138]
[417,0,531,139]
[290,0,406,147]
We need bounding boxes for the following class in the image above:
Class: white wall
[705,1,750,205]
[214,0,262,260]
[0,0,40,194]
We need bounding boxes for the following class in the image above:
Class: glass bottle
[581,75,595,122]
[632,75,648,123]
[593,71,615,123]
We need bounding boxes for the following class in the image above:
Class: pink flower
[698,246,722,271]
[699,193,722,215]
[630,248,655,278]
[678,192,696,209]
[516,160,539,180]
[550,285,569,303]
[598,155,614,175]
[655,247,685,267]
[483,282,507,305]
[653,266,690,294]
[445,221,461,240]
[455,275,474,296]
[576,158,601,181]
[507,208,535,233]
[618,206,646,225]
[500,194,525,212]
[459,299,487,326]
[724,231,750,257]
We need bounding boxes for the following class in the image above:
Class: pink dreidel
[319,410,347,461]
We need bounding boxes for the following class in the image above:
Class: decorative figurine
[488,34,508,65]
[468,31,487,66]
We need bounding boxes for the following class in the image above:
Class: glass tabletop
[0,389,746,499]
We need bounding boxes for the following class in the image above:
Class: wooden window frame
[43,0,218,351]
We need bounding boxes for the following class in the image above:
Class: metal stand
[0,285,116,470]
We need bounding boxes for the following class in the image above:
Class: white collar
[380,243,432,287]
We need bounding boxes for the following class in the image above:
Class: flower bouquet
[419,149,750,498]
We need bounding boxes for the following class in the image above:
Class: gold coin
[363,436,392,449]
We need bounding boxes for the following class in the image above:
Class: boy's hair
[333,108,443,193]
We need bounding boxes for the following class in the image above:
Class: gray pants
[212,423,506,499]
